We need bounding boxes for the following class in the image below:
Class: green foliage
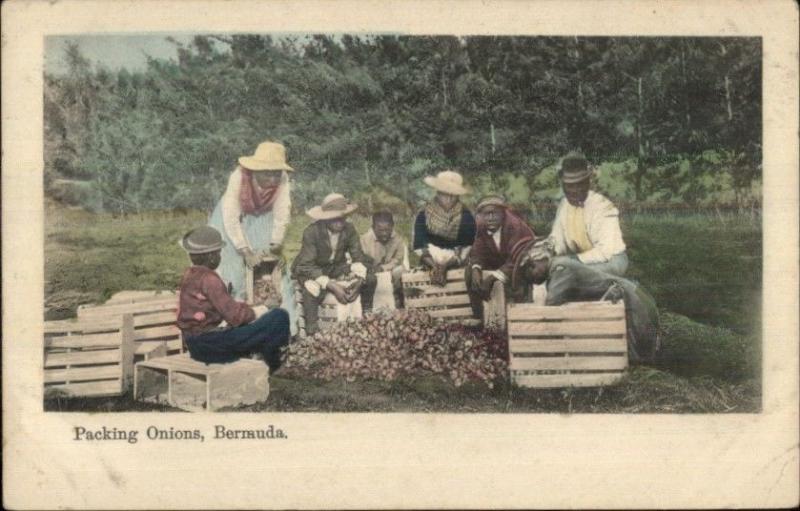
[623,212,761,336]
[658,312,759,382]
[44,35,761,213]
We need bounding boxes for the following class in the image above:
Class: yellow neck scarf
[565,202,593,253]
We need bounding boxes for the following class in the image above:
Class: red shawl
[239,168,280,215]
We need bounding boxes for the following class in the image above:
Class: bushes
[657,312,759,382]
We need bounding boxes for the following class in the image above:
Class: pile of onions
[283,309,508,388]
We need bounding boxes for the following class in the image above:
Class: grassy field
[43,200,762,413]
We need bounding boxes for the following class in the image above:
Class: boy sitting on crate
[360,211,410,309]
[177,226,290,372]
[291,193,377,335]
[466,195,536,319]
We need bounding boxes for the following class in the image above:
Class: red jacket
[177,266,255,336]
[470,210,535,279]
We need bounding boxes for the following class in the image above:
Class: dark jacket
[291,220,374,282]
[412,208,477,251]
[470,209,535,279]
[177,265,255,337]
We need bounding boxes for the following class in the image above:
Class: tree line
[44,34,761,214]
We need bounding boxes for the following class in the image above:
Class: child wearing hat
[177,225,290,371]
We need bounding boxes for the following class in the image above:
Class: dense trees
[44,35,761,214]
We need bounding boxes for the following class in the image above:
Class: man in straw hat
[547,151,628,277]
[208,140,298,334]
[466,195,536,319]
[412,170,477,286]
[176,226,291,372]
[291,193,376,335]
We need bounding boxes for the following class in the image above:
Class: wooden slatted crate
[77,293,177,318]
[77,293,183,356]
[507,301,628,388]
[402,268,480,326]
[134,353,270,412]
[293,280,362,337]
[483,280,506,330]
[44,315,135,397]
[245,259,282,306]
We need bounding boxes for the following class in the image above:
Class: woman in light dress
[208,141,298,335]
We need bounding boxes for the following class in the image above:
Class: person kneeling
[291,193,377,335]
[513,238,661,365]
[177,226,290,372]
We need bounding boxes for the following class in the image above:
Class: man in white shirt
[549,151,628,276]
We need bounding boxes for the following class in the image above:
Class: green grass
[44,368,759,414]
[43,201,762,413]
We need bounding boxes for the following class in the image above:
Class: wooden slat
[508,319,626,337]
[512,372,625,388]
[45,364,121,383]
[78,299,177,319]
[120,313,136,392]
[406,294,471,308]
[134,325,180,341]
[507,302,625,321]
[414,281,468,294]
[44,379,123,397]
[428,307,474,319]
[44,318,120,334]
[509,337,627,353]
[45,331,121,349]
[138,354,217,374]
[45,349,120,367]
[403,282,467,299]
[401,268,465,284]
[107,290,177,304]
[510,355,627,371]
[133,311,177,327]
[135,339,183,355]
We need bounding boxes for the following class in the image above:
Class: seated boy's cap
[181,226,226,254]
[476,195,507,212]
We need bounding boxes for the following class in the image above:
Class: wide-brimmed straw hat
[423,170,468,195]
[306,193,358,220]
[476,194,507,212]
[558,152,593,183]
[239,141,294,172]
[180,226,226,254]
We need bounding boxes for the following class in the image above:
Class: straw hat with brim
[307,193,358,220]
[181,226,226,254]
[476,195,508,212]
[558,152,593,183]
[238,141,294,172]
[424,170,468,195]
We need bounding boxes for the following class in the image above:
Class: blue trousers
[185,309,290,370]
